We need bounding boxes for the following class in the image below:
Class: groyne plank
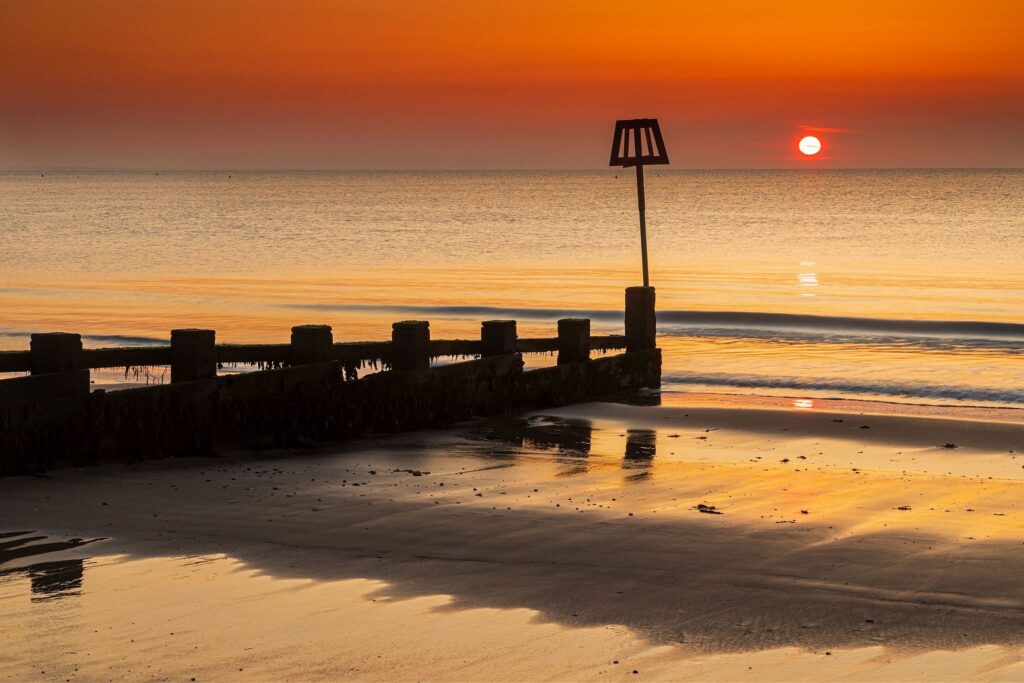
[0,351,31,373]
[217,343,291,364]
[84,346,172,369]
[334,341,391,364]
[516,334,626,354]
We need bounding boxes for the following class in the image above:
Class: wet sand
[1,396,1022,681]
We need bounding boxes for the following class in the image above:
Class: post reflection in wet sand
[623,429,656,481]
[26,559,84,601]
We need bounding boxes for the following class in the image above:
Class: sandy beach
[2,395,1021,681]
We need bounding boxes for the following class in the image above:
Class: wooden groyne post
[291,325,334,365]
[392,320,430,371]
[557,318,590,365]
[170,329,217,383]
[481,320,517,357]
[30,332,83,375]
[625,286,656,352]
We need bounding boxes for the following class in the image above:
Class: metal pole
[635,162,649,287]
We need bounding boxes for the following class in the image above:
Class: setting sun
[799,135,822,156]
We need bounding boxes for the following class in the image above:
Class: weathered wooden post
[290,325,334,365]
[481,320,517,357]
[557,318,590,365]
[30,332,83,375]
[170,328,217,383]
[391,321,430,371]
[625,286,656,351]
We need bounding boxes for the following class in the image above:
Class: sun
[799,135,822,156]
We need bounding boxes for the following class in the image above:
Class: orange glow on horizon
[1,1,1022,169]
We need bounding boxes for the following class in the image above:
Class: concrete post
[170,328,217,383]
[30,332,83,375]
[481,320,517,357]
[391,321,430,371]
[290,325,334,366]
[557,318,590,365]
[625,286,656,352]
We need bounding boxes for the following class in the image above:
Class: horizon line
[4,166,1023,173]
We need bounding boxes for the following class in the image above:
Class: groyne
[0,287,660,475]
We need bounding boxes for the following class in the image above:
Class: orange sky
[2,0,1022,169]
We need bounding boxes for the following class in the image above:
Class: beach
[2,172,1022,681]
[3,394,1021,681]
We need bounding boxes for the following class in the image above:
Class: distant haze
[2,1,1022,170]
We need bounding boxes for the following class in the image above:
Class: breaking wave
[662,371,1024,405]
[0,330,167,346]
[289,304,1024,346]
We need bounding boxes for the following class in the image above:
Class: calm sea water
[2,170,1022,406]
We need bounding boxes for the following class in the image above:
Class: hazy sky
[2,1,1022,169]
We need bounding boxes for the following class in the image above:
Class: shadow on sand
[2,415,1022,655]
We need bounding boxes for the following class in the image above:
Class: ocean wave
[662,370,1024,405]
[289,303,1024,343]
[0,330,167,346]
[657,311,1024,340]
[289,302,626,322]
[656,326,1024,352]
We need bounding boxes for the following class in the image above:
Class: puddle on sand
[0,531,107,604]
[472,415,594,456]
[0,530,103,565]
[468,415,659,479]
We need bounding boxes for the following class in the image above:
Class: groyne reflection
[623,429,656,480]
[0,531,95,603]
[27,559,84,601]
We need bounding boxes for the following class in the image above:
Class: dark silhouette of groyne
[0,287,659,475]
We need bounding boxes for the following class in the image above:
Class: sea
[1,169,1022,408]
